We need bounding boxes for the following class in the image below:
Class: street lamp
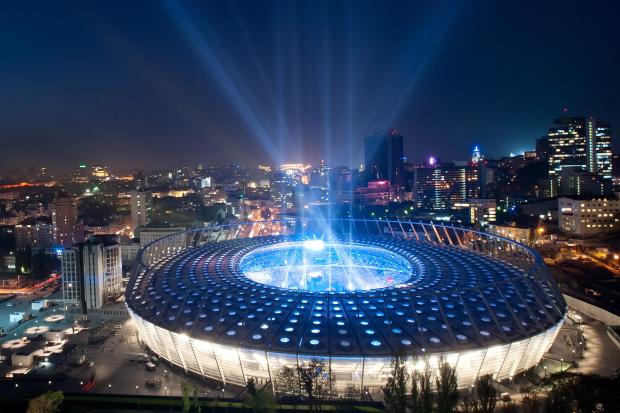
[560,358,564,371]
[136,385,139,396]
[164,386,167,397]
[543,365,547,378]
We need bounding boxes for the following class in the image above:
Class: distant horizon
[1,143,541,177]
[1,1,618,171]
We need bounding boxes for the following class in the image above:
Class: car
[5,303,14,307]
[111,330,118,336]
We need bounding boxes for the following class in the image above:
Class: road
[79,318,238,398]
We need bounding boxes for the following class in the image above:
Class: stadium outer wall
[126,219,566,393]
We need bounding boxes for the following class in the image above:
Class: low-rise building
[487,223,533,245]
[558,195,620,236]
[453,199,496,225]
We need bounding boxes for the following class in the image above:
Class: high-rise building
[52,194,80,247]
[61,235,122,312]
[595,123,612,180]
[130,191,152,234]
[471,146,482,164]
[271,172,294,209]
[14,217,54,250]
[412,162,479,210]
[547,117,612,196]
[364,129,404,189]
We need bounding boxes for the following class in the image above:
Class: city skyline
[1,1,620,171]
[2,1,620,410]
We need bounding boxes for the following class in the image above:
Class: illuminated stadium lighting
[240,241,412,292]
[126,219,566,394]
[302,239,325,251]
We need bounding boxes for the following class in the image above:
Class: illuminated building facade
[412,163,479,210]
[454,198,497,225]
[558,195,620,235]
[14,217,54,250]
[354,180,395,205]
[62,235,122,311]
[52,194,80,247]
[127,219,565,393]
[130,191,152,234]
[547,117,613,196]
[595,123,612,180]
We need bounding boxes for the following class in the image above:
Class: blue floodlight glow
[239,241,413,292]
[127,221,567,392]
[303,239,325,251]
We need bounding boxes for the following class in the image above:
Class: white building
[559,195,620,236]
[61,235,122,311]
[130,191,152,235]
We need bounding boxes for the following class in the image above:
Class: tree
[435,357,458,413]
[297,359,335,411]
[182,383,192,413]
[475,374,498,413]
[245,378,276,413]
[274,365,301,398]
[15,245,32,274]
[343,383,360,401]
[26,391,64,413]
[383,354,409,413]
[411,369,421,411]
[192,384,202,413]
[418,361,434,413]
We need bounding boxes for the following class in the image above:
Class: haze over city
[1,0,620,171]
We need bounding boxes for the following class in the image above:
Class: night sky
[1,0,619,172]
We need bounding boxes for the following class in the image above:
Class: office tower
[412,162,479,210]
[52,194,80,247]
[471,146,482,164]
[595,123,612,180]
[61,235,122,312]
[364,128,404,188]
[130,190,152,233]
[14,217,54,250]
[271,172,294,209]
[547,117,612,195]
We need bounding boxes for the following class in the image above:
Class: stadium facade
[126,219,566,392]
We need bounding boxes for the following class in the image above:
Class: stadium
[126,219,566,393]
